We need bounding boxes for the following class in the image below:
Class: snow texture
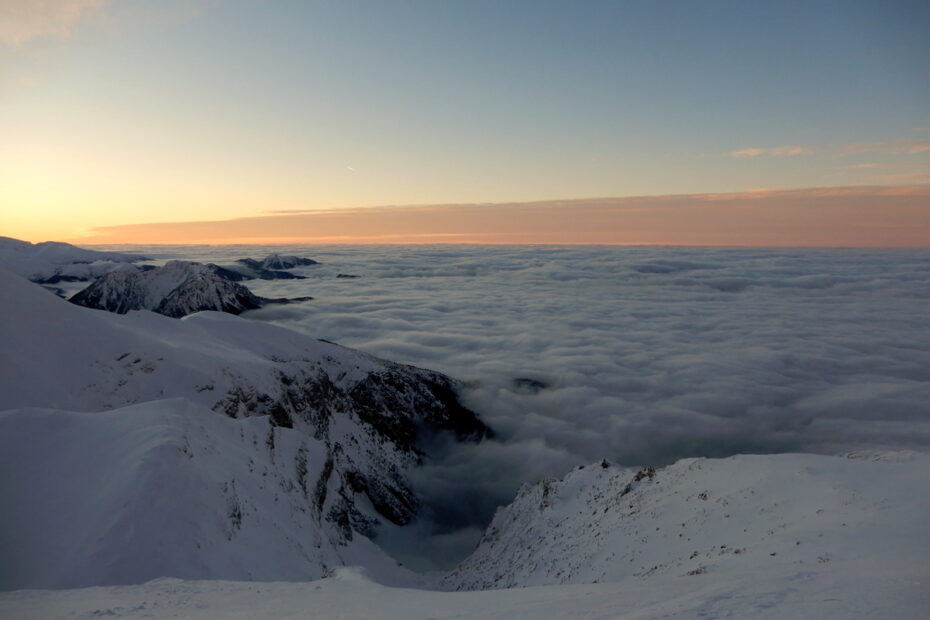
[0,399,413,590]
[2,537,928,619]
[0,267,487,591]
[68,261,267,317]
[443,452,930,591]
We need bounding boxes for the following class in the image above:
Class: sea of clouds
[117,244,930,568]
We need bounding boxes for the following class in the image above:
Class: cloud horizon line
[729,138,930,159]
[65,183,930,248]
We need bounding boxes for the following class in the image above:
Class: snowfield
[3,448,927,617]
[1,555,927,619]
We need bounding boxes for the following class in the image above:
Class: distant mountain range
[0,237,319,317]
[68,260,313,317]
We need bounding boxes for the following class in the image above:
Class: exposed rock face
[230,254,318,279]
[69,261,283,318]
[223,260,307,280]
[1,268,490,582]
[256,253,319,269]
[208,349,491,531]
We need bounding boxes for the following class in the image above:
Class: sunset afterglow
[1,1,928,244]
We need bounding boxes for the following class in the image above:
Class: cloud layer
[0,0,108,46]
[730,139,930,158]
[76,184,930,247]
[126,244,930,567]
[730,146,811,157]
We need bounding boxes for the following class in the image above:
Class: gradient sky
[1,0,929,244]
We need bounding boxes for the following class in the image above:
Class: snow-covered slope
[3,550,928,620]
[0,268,488,586]
[442,452,930,591]
[0,236,146,282]
[68,260,305,317]
[0,400,411,591]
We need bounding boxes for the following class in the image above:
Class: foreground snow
[2,561,927,620]
[443,451,930,591]
[2,442,926,617]
[0,400,413,591]
[0,268,486,590]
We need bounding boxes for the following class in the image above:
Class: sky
[1,0,929,245]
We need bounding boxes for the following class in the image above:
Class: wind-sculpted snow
[0,268,488,581]
[0,400,413,590]
[4,559,929,620]
[442,452,930,591]
[2,453,927,617]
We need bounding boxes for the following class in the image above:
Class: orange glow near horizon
[11,184,922,248]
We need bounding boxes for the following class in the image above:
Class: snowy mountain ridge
[68,260,272,317]
[0,236,147,283]
[442,451,930,592]
[0,267,488,590]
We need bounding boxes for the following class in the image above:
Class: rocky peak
[69,261,265,318]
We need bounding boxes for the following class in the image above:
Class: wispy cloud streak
[730,146,811,158]
[842,139,930,155]
[0,0,109,46]
[730,138,930,159]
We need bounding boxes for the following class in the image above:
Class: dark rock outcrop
[70,261,269,318]
[234,253,319,278]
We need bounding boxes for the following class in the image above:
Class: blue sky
[1,0,928,242]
